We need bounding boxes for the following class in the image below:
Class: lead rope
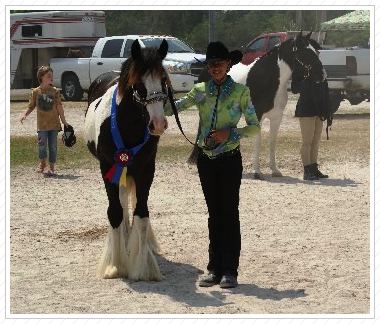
[167,82,221,146]
[167,86,196,146]
[210,85,221,132]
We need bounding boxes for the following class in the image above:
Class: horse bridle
[131,82,168,106]
[292,41,317,80]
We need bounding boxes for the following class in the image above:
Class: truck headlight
[168,61,190,74]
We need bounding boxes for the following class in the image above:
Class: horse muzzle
[148,118,168,136]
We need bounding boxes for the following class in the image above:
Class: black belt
[201,146,240,160]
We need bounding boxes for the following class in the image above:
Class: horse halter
[294,56,313,79]
[132,81,168,106]
[292,41,315,80]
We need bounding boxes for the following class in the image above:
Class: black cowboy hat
[197,41,243,66]
[62,124,76,148]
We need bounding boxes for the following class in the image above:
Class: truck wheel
[62,74,84,101]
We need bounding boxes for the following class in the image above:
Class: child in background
[20,66,69,176]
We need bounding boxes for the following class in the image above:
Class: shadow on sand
[124,256,307,308]
[43,173,83,180]
[242,173,359,187]
[333,112,370,120]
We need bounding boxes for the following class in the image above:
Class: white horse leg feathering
[126,215,163,281]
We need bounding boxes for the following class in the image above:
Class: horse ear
[305,31,312,40]
[296,30,303,39]
[131,39,142,60]
[158,39,168,60]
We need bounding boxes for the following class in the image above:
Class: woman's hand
[211,129,230,143]
[20,115,26,124]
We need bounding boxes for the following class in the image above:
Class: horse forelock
[118,48,165,97]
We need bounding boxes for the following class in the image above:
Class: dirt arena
[9,96,370,314]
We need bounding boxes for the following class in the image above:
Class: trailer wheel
[62,74,83,101]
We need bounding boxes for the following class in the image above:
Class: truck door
[90,39,125,82]
[241,37,267,65]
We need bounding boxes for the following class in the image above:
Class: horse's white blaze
[142,73,167,135]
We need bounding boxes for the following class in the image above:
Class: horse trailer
[10,10,106,89]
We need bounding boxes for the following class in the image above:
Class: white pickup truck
[50,35,206,101]
[319,46,370,113]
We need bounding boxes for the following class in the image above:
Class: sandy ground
[10,97,370,314]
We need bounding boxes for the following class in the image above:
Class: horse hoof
[253,173,265,180]
[272,171,283,177]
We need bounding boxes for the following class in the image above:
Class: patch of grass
[10,136,99,169]
[10,113,370,170]
[10,134,195,169]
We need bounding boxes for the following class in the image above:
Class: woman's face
[207,59,231,83]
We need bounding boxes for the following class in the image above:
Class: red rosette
[115,149,132,166]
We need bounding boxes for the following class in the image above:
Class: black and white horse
[190,31,324,179]
[84,39,169,281]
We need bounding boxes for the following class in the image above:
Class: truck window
[247,37,266,52]
[101,39,124,58]
[267,36,281,52]
[141,38,194,53]
[22,25,42,37]
[123,39,135,58]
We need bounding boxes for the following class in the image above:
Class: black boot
[303,165,319,181]
[310,163,329,178]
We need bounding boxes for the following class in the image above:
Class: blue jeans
[37,130,58,163]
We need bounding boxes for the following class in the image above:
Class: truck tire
[62,74,84,101]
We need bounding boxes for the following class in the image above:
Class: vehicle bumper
[168,74,198,93]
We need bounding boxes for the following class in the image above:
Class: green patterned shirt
[165,76,261,158]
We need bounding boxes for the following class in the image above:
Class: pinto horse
[188,31,324,179]
[84,39,169,281]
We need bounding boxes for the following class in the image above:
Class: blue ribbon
[108,86,150,185]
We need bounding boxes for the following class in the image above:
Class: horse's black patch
[246,51,280,121]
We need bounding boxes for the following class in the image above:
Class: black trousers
[197,151,243,277]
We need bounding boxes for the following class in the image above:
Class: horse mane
[258,38,294,61]
[118,47,166,97]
